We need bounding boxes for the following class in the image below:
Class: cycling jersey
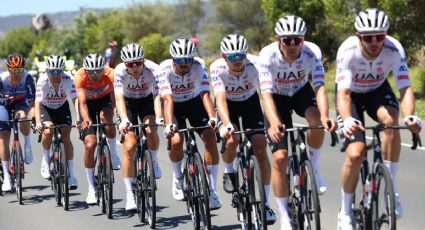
[157,59,209,102]
[113,62,158,99]
[74,66,114,100]
[258,41,325,96]
[0,70,36,104]
[35,73,77,109]
[336,35,411,93]
[210,54,259,102]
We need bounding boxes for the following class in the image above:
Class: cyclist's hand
[268,123,284,143]
[321,117,337,132]
[163,123,176,138]
[208,117,218,131]
[219,123,234,138]
[341,117,364,138]
[155,117,165,126]
[119,118,132,134]
[81,119,92,131]
[0,97,11,106]
[404,115,422,134]
[35,122,45,134]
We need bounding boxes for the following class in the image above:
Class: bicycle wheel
[13,144,23,205]
[54,148,62,206]
[102,144,113,219]
[59,143,69,210]
[182,161,197,227]
[234,154,248,229]
[300,160,321,230]
[287,156,299,228]
[248,155,267,230]
[371,163,396,230]
[135,148,145,223]
[193,152,211,230]
[142,149,156,228]
[0,163,3,196]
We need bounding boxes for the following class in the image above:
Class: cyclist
[105,41,118,68]
[258,16,336,228]
[74,54,121,204]
[335,8,422,228]
[157,37,222,210]
[210,33,276,223]
[34,55,79,189]
[114,43,163,211]
[0,53,36,192]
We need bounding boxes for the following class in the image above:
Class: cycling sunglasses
[226,53,247,62]
[9,68,24,75]
[173,57,194,65]
[360,33,386,43]
[86,69,104,76]
[125,60,144,68]
[280,36,303,46]
[47,69,64,75]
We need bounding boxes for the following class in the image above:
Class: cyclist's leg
[99,96,120,169]
[0,130,11,189]
[122,131,137,209]
[16,106,33,164]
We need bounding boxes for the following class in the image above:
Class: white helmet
[220,34,248,54]
[83,54,105,70]
[355,8,389,33]
[275,15,307,37]
[121,43,144,63]
[169,37,195,58]
[46,55,65,69]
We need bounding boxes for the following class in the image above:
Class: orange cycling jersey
[74,66,114,100]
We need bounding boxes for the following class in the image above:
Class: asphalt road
[0,115,424,230]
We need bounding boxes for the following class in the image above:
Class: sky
[0,0,162,17]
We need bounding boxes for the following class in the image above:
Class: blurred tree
[139,33,172,64]
[173,0,205,36]
[0,27,38,58]
[123,2,176,42]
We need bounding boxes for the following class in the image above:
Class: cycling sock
[24,134,31,149]
[2,161,10,181]
[123,177,134,194]
[223,161,235,173]
[171,160,183,178]
[106,137,118,156]
[264,184,271,207]
[275,197,291,225]
[206,164,218,192]
[85,168,95,189]
[68,160,75,178]
[43,149,50,163]
[150,149,158,162]
[308,146,321,171]
[341,189,354,215]
[384,160,399,193]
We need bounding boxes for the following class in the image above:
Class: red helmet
[109,41,118,46]
[6,53,25,68]
[190,36,199,46]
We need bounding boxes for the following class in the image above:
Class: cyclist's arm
[154,93,163,120]
[34,101,42,124]
[162,94,174,125]
[200,91,216,119]
[336,88,352,119]
[315,85,331,121]
[77,89,90,122]
[261,92,281,127]
[115,92,128,121]
[215,91,231,125]
[399,86,416,116]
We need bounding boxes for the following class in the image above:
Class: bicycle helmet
[120,43,144,63]
[46,55,65,69]
[220,34,248,54]
[6,53,25,68]
[169,37,196,58]
[83,54,105,70]
[355,8,389,33]
[275,15,307,37]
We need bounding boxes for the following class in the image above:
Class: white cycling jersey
[113,62,158,98]
[258,41,325,96]
[157,59,209,102]
[210,54,259,102]
[336,35,410,93]
[35,73,77,109]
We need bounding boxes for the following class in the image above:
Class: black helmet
[64,48,71,57]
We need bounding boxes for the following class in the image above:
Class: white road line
[293,122,425,151]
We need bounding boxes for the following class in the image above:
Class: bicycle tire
[248,155,267,230]
[300,160,321,230]
[143,149,156,228]
[54,148,62,206]
[287,156,299,228]
[193,152,211,230]
[371,163,396,230]
[135,147,145,223]
[59,143,69,210]
[0,164,3,196]
[14,144,23,205]
[182,160,197,228]
[102,144,113,219]
[234,154,248,229]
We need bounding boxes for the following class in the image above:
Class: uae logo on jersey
[377,66,384,73]
[296,64,302,70]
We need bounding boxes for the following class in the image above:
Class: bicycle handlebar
[119,123,162,144]
[36,124,78,143]
[166,125,211,151]
[220,128,266,154]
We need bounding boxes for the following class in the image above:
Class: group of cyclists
[0,8,422,230]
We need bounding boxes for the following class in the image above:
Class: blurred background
[0,0,424,115]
